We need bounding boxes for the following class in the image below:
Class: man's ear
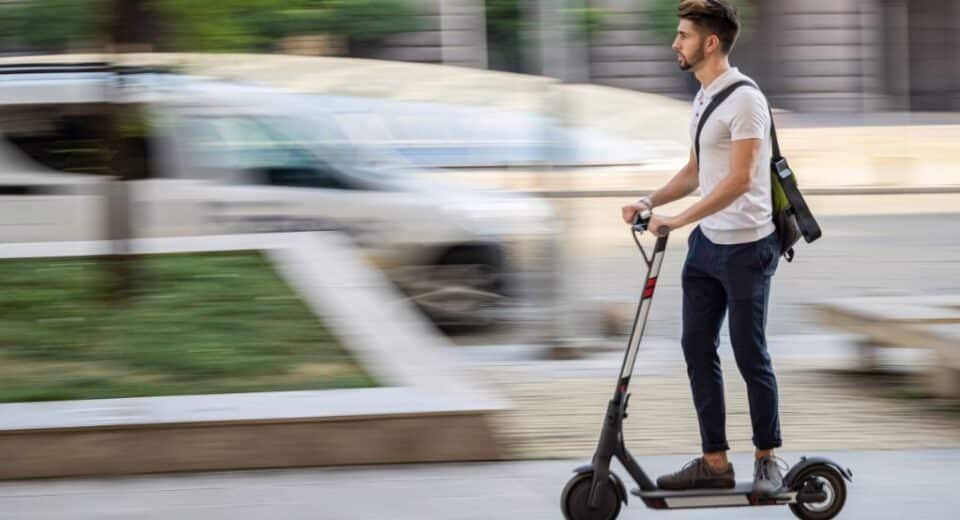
[705,34,721,54]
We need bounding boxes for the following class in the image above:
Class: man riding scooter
[621,0,784,495]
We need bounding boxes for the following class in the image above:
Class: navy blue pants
[681,226,781,453]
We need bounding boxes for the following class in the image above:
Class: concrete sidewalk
[0,449,955,519]
[468,349,960,460]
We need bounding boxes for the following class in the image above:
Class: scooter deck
[631,483,795,508]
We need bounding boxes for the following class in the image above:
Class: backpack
[694,80,821,262]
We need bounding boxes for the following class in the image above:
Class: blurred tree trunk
[103,0,155,304]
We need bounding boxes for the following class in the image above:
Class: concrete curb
[814,295,960,398]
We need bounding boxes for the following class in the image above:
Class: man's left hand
[648,214,683,237]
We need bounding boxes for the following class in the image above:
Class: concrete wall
[765,0,886,112]
[588,0,688,96]
[903,0,960,110]
[371,0,960,113]
[585,0,960,112]
[585,0,888,112]
[373,0,488,68]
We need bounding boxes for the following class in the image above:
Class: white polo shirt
[690,67,775,245]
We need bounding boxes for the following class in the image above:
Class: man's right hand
[621,199,651,224]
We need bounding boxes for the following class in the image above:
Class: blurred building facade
[587,0,957,112]
[376,0,958,112]
[366,0,489,68]
[0,0,956,112]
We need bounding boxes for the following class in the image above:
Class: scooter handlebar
[632,210,670,235]
[632,209,652,233]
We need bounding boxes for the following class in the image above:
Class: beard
[677,44,706,71]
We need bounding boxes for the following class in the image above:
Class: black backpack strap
[695,80,786,163]
[694,79,755,166]
[769,105,782,161]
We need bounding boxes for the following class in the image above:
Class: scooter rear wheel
[788,466,847,520]
[561,472,622,520]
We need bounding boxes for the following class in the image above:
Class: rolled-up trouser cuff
[754,439,782,451]
[702,442,730,453]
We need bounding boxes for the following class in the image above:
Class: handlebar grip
[632,208,652,232]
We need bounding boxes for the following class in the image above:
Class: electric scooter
[561,210,852,520]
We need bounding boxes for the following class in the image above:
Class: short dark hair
[677,0,741,54]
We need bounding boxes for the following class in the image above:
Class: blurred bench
[814,295,960,398]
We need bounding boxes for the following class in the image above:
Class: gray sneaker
[753,456,786,495]
[656,457,735,490]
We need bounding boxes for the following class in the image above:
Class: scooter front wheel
[788,466,847,520]
[561,472,622,520]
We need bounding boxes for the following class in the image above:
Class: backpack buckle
[773,158,793,179]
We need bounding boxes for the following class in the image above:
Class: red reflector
[643,288,655,299]
[645,277,658,289]
[646,498,667,509]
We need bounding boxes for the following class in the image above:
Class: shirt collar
[702,67,741,98]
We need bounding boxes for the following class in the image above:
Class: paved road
[0,449,954,519]
[457,193,960,347]
[561,194,960,337]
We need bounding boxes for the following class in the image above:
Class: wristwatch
[638,195,653,210]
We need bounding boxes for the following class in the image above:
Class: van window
[178,115,358,190]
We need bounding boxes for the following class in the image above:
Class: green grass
[0,251,376,402]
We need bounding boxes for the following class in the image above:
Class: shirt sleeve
[728,89,770,141]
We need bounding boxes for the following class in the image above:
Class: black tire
[431,245,507,332]
[436,245,506,295]
[789,466,847,520]
[561,472,622,520]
